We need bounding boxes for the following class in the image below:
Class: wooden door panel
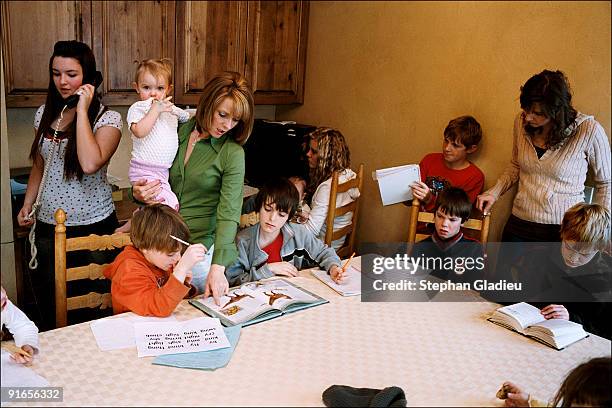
[246,1,308,104]
[2,1,83,107]
[91,1,175,106]
[174,1,247,106]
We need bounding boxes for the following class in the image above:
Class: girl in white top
[1,286,40,365]
[304,128,360,250]
[16,41,122,331]
[127,59,190,210]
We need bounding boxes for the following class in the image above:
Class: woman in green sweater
[132,71,254,305]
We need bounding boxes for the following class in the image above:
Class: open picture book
[487,302,588,350]
[189,278,328,327]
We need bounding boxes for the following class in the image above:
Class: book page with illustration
[190,279,324,326]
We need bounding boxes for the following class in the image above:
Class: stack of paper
[373,164,420,205]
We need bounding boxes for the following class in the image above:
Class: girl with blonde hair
[304,127,360,250]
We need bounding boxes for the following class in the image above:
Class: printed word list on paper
[135,317,230,357]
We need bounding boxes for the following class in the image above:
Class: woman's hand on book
[499,381,530,407]
[267,262,298,277]
[540,304,569,320]
[204,264,229,306]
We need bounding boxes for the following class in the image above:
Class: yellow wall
[277,1,611,245]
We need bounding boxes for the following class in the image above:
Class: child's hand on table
[268,262,298,277]
[329,265,346,284]
[10,345,34,365]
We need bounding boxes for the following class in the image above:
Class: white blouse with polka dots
[33,105,123,226]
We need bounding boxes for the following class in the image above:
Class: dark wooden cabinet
[1,0,309,107]
[174,1,248,106]
[246,1,309,104]
[89,1,176,106]
[1,1,84,107]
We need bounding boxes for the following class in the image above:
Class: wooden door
[245,1,309,105]
[174,1,248,106]
[89,1,175,106]
[1,1,85,107]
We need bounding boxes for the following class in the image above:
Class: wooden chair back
[324,163,364,258]
[407,198,490,244]
[54,208,131,328]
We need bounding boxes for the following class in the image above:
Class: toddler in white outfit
[128,59,190,209]
[1,286,39,365]
[117,59,190,233]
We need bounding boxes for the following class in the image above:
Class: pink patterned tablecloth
[3,260,610,407]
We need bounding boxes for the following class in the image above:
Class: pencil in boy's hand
[170,235,190,247]
[342,252,356,273]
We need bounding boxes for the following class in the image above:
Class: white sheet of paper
[90,313,177,351]
[134,317,230,357]
[312,266,361,296]
[0,350,50,387]
[373,164,420,205]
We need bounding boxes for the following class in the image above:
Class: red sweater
[103,245,190,317]
[419,153,484,211]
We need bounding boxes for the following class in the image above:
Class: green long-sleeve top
[169,117,245,267]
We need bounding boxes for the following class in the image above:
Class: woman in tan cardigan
[477,70,610,243]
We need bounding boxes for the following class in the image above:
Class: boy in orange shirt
[104,204,204,317]
[410,115,484,212]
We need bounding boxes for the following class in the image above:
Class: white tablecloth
[3,265,610,407]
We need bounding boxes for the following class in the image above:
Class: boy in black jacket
[411,187,485,283]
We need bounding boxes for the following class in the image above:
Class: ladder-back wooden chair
[324,163,364,258]
[407,197,491,244]
[54,208,131,328]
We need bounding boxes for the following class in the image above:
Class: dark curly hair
[519,70,578,150]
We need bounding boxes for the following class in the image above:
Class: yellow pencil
[342,252,356,273]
